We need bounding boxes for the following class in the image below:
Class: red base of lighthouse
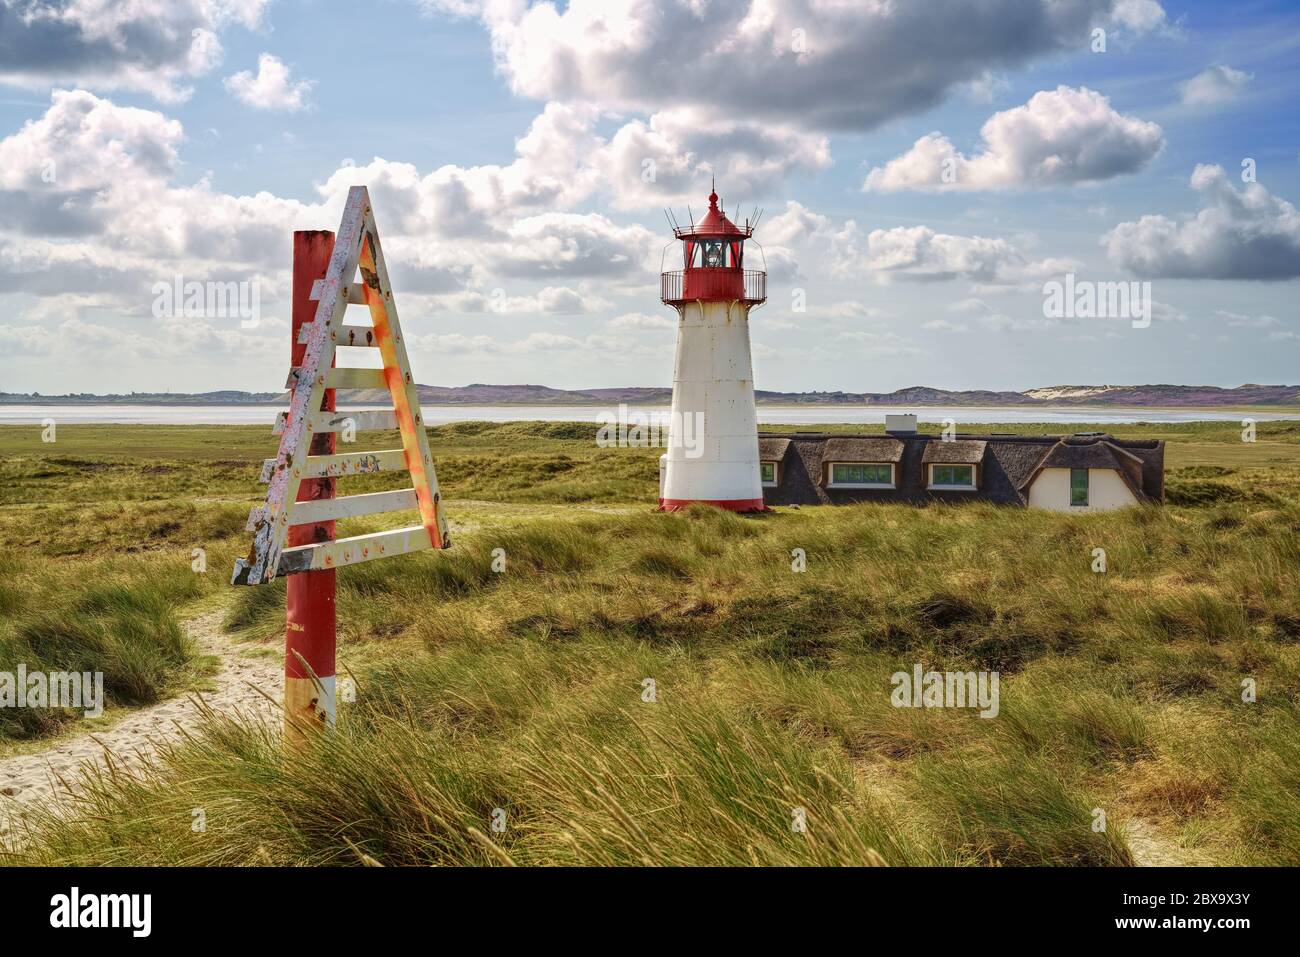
[658,497,768,513]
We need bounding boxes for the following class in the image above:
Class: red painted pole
[285,230,337,742]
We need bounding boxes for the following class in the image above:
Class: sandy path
[1125,817,1202,867]
[0,610,281,844]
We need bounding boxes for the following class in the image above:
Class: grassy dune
[1,420,1298,865]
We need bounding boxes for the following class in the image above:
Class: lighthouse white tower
[659,186,767,511]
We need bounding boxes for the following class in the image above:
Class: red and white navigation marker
[232,185,451,743]
[659,186,768,512]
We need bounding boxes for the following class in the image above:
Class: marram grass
[3,421,1300,865]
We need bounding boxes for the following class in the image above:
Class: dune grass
[2,420,1299,865]
[0,552,206,742]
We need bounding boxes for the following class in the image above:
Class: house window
[760,462,778,487]
[930,464,975,489]
[829,463,894,488]
[1070,468,1089,506]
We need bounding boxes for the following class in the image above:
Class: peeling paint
[231,185,450,587]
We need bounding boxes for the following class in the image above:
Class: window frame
[1070,467,1090,507]
[827,461,895,489]
[928,463,977,490]
[760,461,778,487]
[700,239,726,269]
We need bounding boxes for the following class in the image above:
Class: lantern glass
[700,240,725,268]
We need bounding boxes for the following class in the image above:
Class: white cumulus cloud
[864,87,1163,192]
[0,0,266,102]
[224,54,315,111]
[1179,65,1252,107]
[608,312,675,330]
[832,223,1048,285]
[1104,164,1300,279]
[452,0,1166,132]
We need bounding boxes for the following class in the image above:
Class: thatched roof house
[758,428,1163,511]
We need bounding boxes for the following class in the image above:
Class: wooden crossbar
[297,322,380,347]
[310,409,400,432]
[289,487,418,525]
[272,408,401,437]
[277,525,434,575]
[325,367,388,390]
[300,449,407,478]
[257,447,411,485]
[310,280,367,304]
[335,324,382,348]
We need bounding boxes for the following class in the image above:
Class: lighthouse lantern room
[659,186,767,512]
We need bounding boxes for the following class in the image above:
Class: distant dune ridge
[2,383,1298,407]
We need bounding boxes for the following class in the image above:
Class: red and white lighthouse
[659,186,767,511]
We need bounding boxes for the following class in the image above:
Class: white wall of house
[1028,467,1138,512]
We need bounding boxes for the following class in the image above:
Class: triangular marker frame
[232,185,450,586]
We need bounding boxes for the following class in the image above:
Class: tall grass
[16,671,925,866]
[5,422,1300,865]
[0,556,204,739]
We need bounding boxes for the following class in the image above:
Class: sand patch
[0,611,281,848]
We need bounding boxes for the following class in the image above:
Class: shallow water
[0,403,1292,426]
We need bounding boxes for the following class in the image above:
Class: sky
[0,0,1297,396]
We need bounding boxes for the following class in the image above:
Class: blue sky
[0,0,1297,395]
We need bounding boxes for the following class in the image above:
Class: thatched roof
[1037,441,1132,471]
[754,430,1164,507]
[758,436,792,461]
[821,437,905,463]
[1019,438,1154,502]
[985,442,1054,505]
[921,440,987,465]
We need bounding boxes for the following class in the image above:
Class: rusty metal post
[285,230,337,743]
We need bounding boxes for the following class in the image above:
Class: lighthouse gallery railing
[661,269,766,305]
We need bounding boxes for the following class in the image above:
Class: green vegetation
[1,420,1298,865]
[0,553,205,742]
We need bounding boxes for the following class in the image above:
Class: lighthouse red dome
[660,183,766,307]
[675,188,751,238]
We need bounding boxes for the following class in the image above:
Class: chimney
[885,413,918,435]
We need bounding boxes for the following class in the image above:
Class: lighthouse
[659,186,767,511]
